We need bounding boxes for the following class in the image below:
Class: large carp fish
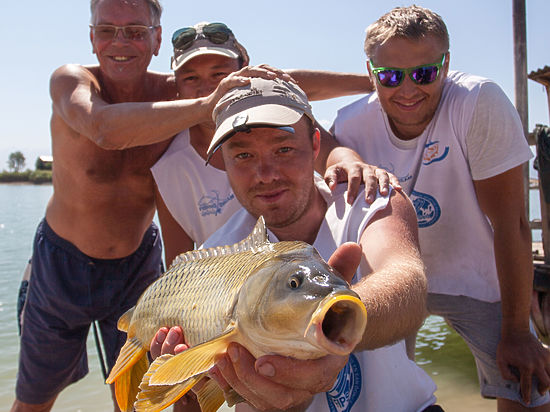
[106,217,367,412]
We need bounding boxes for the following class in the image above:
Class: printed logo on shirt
[325,353,362,412]
[198,190,235,217]
[378,162,413,184]
[411,190,441,228]
[423,141,449,165]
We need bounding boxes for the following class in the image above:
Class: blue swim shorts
[16,219,162,404]
[428,293,550,408]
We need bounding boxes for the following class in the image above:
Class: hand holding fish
[209,342,348,411]
[209,242,361,411]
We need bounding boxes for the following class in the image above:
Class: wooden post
[513,0,530,216]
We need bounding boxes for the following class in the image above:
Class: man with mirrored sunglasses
[332,5,550,411]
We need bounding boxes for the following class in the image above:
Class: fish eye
[288,273,304,289]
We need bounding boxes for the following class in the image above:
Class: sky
[0,0,549,168]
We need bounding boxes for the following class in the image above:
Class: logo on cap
[232,114,249,132]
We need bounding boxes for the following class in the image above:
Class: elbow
[90,112,125,150]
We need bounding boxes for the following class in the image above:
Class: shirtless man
[12,2,385,411]
[11,1,297,411]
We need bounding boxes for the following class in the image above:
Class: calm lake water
[1,183,541,411]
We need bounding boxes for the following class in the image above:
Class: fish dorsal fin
[149,327,238,386]
[195,378,226,412]
[135,358,203,412]
[117,307,134,332]
[170,216,271,267]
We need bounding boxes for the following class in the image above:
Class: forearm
[353,255,427,351]
[92,98,210,150]
[494,217,533,336]
[286,69,373,101]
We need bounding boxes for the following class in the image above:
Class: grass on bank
[0,170,52,184]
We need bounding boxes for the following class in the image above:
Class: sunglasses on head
[90,24,156,41]
[370,54,446,88]
[172,23,233,50]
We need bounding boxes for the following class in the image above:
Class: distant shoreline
[0,181,52,185]
[0,170,52,184]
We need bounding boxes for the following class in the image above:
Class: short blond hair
[90,0,163,26]
[364,5,449,59]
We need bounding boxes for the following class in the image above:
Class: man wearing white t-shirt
[152,77,440,411]
[332,5,550,410]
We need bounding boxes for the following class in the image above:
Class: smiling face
[175,54,240,99]
[221,117,320,230]
[369,35,449,140]
[90,0,161,82]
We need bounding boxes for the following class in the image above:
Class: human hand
[149,326,199,408]
[204,64,294,117]
[496,330,550,404]
[327,241,362,285]
[149,326,189,360]
[209,342,348,411]
[324,161,401,204]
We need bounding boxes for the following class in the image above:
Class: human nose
[112,27,128,42]
[397,74,418,95]
[255,156,279,183]
[196,81,217,98]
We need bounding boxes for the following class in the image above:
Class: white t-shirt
[204,176,437,412]
[151,129,241,246]
[332,71,533,302]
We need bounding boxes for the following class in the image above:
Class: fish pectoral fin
[195,378,226,412]
[117,307,135,332]
[114,352,149,412]
[149,328,237,386]
[106,337,147,384]
[135,357,204,412]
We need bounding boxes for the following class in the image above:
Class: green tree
[7,151,26,172]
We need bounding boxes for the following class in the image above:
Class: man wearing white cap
[152,77,441,412]
[151,22,399,266]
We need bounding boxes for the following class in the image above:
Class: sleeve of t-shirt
[465,81,533,181]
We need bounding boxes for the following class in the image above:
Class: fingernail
[217,357,227,370]
[257,362,275,377]
[156,329,166,343]
[228,345,239,362]
[167,329,179,345]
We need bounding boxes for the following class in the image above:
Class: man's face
[175,54,240,99]
[222,117,320,229]
[90,0,161,82]
[369,35,449,140]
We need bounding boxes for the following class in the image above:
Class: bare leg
[497,398,550,412]
[10,397,57,412]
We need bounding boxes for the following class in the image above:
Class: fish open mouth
[304,293,367,356]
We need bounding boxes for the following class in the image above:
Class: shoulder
[443,71,501,102]
[50,64,99,86]
[49,64,101,102]
[201,209,253,248]
[146,70,178,101]
[336,94,377,122]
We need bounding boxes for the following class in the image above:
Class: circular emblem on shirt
[411,190,441,228]
[325,353,362,412]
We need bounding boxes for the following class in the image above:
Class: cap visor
[172,47,239,70]
[207,104,303,157]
